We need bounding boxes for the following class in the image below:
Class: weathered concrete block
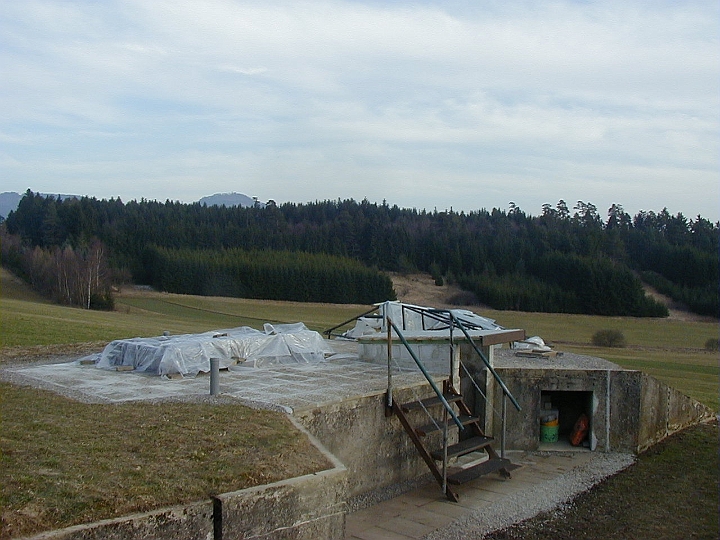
[638,373,668,451]
[608,370,642,452]
[295,385,440,500]
[21,501,214,540]
[217,468,347,540]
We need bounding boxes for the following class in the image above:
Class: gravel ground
[422,452,636,540]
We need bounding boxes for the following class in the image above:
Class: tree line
[1,229,114,309]
[2,190,717,316]
[146,246,395,304]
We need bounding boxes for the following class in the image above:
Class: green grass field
[1,267,718,537]
[0,269,369,348]
[3,267,717,409]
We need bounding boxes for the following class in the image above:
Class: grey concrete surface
[343,449,636,540]
[3,341,711,540]
[1,350,431,413]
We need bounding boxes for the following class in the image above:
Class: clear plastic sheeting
[341,301,504,339]
[513,335,553,352]
[95,323,335,377]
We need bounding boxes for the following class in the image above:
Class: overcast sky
[2,1,718,221]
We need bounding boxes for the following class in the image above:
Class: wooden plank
[476,328,526,346]
[401,393,462,412]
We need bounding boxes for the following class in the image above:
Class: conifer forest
[2,190,717,317]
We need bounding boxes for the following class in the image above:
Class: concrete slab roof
[1,340,625,413]
[494,348,624,371]
[2,349,430,413]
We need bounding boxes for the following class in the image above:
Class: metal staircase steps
[400,393,463,412]
[381,310,521,502]
[415,415,480,436]
[391,382,514,502]
[429,435,494,461]
[447,457,517,485]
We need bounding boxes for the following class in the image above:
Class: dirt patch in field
[390,272,487,310]
[642,284,717,322]
[391,272,716,324]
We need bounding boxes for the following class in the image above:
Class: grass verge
[0,382,331,539]
[559,344,719,411]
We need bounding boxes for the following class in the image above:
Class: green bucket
[540,424,559,443]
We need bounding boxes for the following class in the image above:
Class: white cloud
[1,0,717,220]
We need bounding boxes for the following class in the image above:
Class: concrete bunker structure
[5,301,714,539]
[464,348,713,454]
[311,302,714,505]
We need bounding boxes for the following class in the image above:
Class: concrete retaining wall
[607,370,642,451]
[637,373,715,452]
[19,502,215,540]
[217,467,347,539]
[295,384,445,503]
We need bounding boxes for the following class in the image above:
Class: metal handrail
[399,304,489,332]
[387,318,465,431]
[323,305,381,338]
[422,308,521,412]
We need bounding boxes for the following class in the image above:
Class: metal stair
[381,307,522,502]
[390,380,515,502]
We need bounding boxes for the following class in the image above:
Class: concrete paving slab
[381,516,436,538]
[404,507,456,529]
[350,525,416,540]
[452,489,495,509]
[2,356,430,413]
[417,499,470,520]
[344,449,634,539]
[399,488,441,508]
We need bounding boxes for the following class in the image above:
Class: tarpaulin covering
[341,301,504,339]
[95,323,334,377]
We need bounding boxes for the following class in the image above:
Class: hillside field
[2,268,717,409]
[1,267,718,538]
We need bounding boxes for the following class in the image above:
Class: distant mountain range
[0,192,80,220]
[198,192,264,208]
[0,191,262,220]
[0,192,22,220]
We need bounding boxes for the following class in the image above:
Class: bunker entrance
[540,390,594,449]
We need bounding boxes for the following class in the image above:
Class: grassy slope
[481,309,719,410]
[1,268,718,537]
[1,267,370,349]
[0,383,330,539]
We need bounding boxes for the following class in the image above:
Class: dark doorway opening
[540,391,593,448]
